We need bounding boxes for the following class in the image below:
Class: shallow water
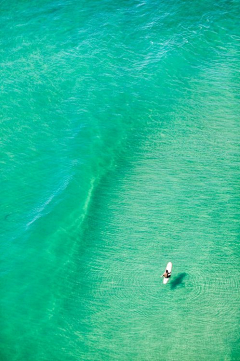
[1,0,240,360]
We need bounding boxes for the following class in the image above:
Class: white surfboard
[163,262,172,284]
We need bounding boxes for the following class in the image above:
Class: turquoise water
[1,0,240,360]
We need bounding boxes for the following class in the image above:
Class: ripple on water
[173,267,240,332]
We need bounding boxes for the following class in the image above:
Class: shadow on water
[170,273,187,290]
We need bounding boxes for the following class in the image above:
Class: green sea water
[1,0,240,360]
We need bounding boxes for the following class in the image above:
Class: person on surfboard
[162,269,171,278]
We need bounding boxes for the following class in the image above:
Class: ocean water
[1,0,240,360]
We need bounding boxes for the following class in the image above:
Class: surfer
[162,262,172,284]
[162,270,171,278]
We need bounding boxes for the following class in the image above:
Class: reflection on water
[170,273,187,290]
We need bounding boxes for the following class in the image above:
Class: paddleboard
[163,262,172,284]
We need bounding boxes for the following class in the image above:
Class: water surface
[1,0,240,360]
